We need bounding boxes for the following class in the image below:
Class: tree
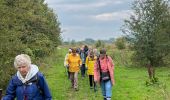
[95,40,105,48]
[122,0,170,67]
[84,38,95,44]
[122,0,170,81]
[115,37,126,50]
[0,0,61,89]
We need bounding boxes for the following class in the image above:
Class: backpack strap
[24,73,38,85]
[24,73,42,94]
[97,55,109,73]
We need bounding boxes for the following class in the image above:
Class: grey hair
[14,54,31,68]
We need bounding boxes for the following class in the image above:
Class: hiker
[93,48,100,58]
[2,54,52,100]
[86,51,97,90]
[94,49,115,100]
[64,48,72,79]
[67,48,82,91]
[76,47,81,56]
[80,46,86,78]
[80,45,88,78]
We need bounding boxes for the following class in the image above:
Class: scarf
[17,64,39,83]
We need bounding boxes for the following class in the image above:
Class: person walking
[86,51,97,90]
[80,45,88,78]
[94,49,115,100]
[64,48,72,79]
[80,46,86,78]
[2,54,52,100]
[67,48,82,91]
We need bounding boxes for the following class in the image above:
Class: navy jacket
[3,72,52,100]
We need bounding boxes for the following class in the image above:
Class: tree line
[0,0,61,89]
[122,0,170,67]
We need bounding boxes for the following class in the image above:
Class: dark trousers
[0,89,2,100]
[81,64,86,77]
[89,75,96,88]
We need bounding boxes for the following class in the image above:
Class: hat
[68,48,72,52]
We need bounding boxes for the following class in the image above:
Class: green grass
[42,48,170,100]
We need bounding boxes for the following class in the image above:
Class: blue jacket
[3,72,52,100]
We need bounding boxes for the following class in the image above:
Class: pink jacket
[94,56,115,85]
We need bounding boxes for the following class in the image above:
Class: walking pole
[0,89,2,100]
[64,65,68,76]
[94,82,97,92]
[65,65,70,79]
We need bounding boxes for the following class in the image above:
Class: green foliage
[122,0,170,67]
[115,37,126,50]
[110,48,132,67]
[146,77,159,86]
[42,48,170,99]
[95,40,105,48]
[0,0,61,89]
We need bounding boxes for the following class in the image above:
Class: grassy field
[41,48,170,100]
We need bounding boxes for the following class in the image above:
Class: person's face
[72,50,76,55]
[100,54,106,59]
[17,65,30,77]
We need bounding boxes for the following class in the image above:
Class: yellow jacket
[85,56,97,75]
[67,53,82,72]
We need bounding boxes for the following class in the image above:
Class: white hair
[68,49,72,52]
[14,54,31,68]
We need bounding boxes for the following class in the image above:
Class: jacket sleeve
[85,56,89,68]
[2,78,16,100]
[108,56,114,70]
[94,61,98,82]
[64,54,68,66]
[78,55,82,66]
[38,73,52,100]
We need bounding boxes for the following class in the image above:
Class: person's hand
[94,80,97,83]
[85,67,88,70]
[79,64,82,67]
[65,65,68,68]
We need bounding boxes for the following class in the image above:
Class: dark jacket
[3,72,52,100]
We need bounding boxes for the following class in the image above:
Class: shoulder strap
[24,73,39,85]
[97,55,109,73]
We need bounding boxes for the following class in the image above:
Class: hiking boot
[94,86,97,92]
[75,88,79,91]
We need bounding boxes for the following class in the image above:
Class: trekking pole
[0,89,2,100]
[64,65,68,76]
[94,82,97,92]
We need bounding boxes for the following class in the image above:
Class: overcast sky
[44,0,134,41]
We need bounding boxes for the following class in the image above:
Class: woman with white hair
[64,48,72,79]
[2,54,52,100]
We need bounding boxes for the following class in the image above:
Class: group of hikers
[64,45,115,100]
[1,45,115,100]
